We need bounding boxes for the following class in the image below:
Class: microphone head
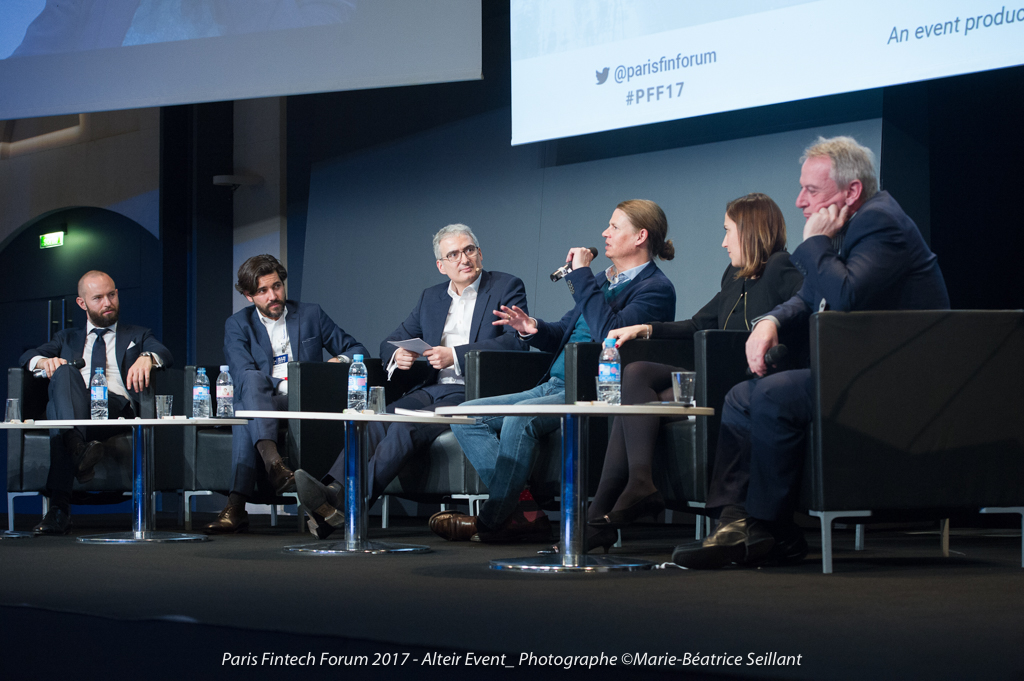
[587,247,598,257]
[765,344,788,364]
[70,358,86,369]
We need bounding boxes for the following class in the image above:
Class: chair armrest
[564,342,600,402]
[7,367,49,419]
[287,361,349,412]
[463,350,552,401]
[566,339,696,403]
[620,338,694,371]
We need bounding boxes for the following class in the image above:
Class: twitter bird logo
[596,67,609,85]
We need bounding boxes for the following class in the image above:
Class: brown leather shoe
[203,503,249,534]
[428,510,478,541]
[268,459,296,494]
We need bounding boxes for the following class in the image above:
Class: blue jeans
[450,377,565,528]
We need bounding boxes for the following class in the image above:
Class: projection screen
[511,0,1024,145]
[0,0,481,120]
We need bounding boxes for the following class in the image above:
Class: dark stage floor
[1,512,1022,681]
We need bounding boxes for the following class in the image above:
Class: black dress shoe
[33,507,73,535]
[268,459,296,494]
[73,440,105,483]
[672,517,775,569]
[758,524,808,566]
[590,490,666,528]
[428,510,478,541]
[203,503,249,534]
[472,511,553,544]
[295,469,344,540]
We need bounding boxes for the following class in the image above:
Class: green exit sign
[40,232,64,249]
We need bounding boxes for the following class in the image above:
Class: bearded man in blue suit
[21,270,173,535]
[204,254,368,534]
[293,223,529,539]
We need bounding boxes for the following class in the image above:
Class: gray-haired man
[295,224,530,538]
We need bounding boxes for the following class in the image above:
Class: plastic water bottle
[348,354,368,411]
[597,338,621,405]
[192,367,211,418]
[90,368,108,419]
[216,365,234,418]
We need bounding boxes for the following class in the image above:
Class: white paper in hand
[388,338,433,354]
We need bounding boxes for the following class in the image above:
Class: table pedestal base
[77,531,208,544]
[490,554,655,572]
[1,530,35,539]
[284,540,431,555]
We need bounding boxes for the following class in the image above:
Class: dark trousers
[46,363,133,497]
[706,368,812,522]
[230,369,288,496]
[328,382,465,505]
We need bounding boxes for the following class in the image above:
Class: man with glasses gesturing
[294,223,529,539]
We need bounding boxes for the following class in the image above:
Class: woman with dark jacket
[585,192,803,549]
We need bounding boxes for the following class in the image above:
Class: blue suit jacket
[772,191,950,329]
[380,270,530,390]
[19,323,173,408]
[531,262,677,382]
[223,301,368,392]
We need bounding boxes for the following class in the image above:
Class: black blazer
[19,323,173,409]
[650,251,803,339]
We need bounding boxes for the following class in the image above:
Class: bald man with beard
[21,270,172,535]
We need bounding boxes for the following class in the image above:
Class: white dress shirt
[257,306,292,394]
[437,276,480,384]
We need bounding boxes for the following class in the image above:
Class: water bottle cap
[198,368,205,374]
[220,365,229,372]
[94,367,104,374]
[604,337,616,347]
[353,354,364,362]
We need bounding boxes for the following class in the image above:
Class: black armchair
[638,312,1024,573]
[801,310,1024,572]
[6,366,184,531]
[181,359,386,529]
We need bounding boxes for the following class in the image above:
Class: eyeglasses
[440,244,479,263]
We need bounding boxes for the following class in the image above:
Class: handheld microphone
[550,247,599,282]
[746,344,788,376]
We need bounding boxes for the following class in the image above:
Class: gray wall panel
[302,108,881,354]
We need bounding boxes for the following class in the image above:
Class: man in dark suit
[20,270,172,535]
[293,224,529,539]
[433,200,678,544]
[203,254,368,534]
[674,135,951,569]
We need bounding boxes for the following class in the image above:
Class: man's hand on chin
[803,203,849,241]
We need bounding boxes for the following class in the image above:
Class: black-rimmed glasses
[440,244,479,263]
